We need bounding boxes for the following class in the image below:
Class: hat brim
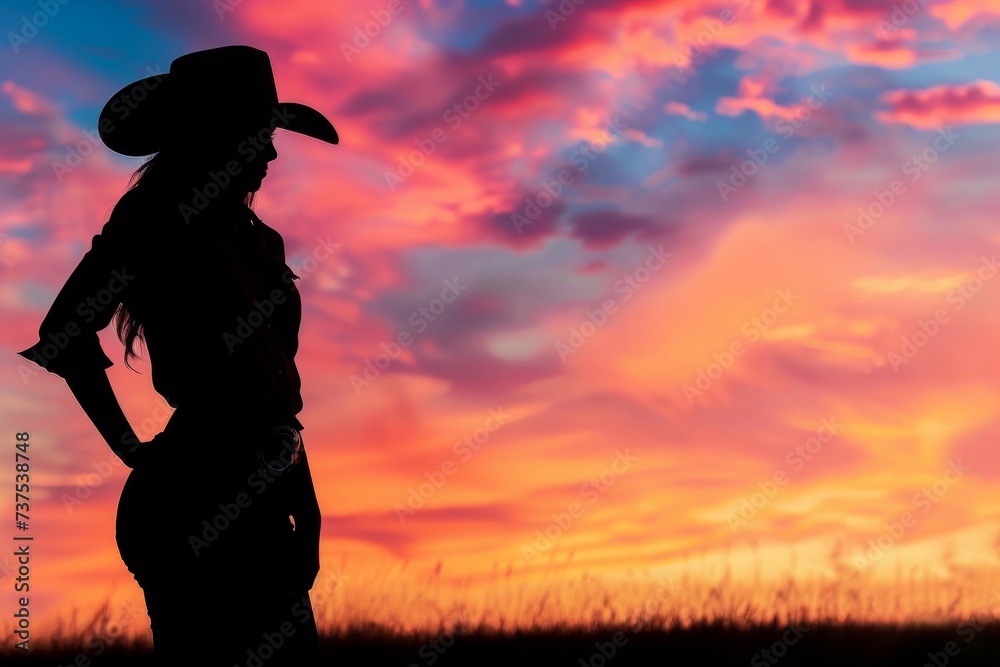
[98,74,172,157]
[98,74,339,157]
[277,102,339,146]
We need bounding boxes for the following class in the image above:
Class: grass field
[5,549,1000,665]
[3,623,1000,666]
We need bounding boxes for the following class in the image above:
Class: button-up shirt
[17,183,304,433]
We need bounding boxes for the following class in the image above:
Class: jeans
[115,422,323,666]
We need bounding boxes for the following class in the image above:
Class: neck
[219,187,248,206]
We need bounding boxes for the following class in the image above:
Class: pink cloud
[663,101,706,122]
[876,80,1000,129]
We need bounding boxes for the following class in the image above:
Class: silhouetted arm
[63,369,149,468]
[17,192,153,467]
[286,443,321,589]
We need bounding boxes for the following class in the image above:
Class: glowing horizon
[3,0,1000,632]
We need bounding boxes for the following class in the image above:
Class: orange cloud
[876,80,1000,129]
[929,0,1000,30]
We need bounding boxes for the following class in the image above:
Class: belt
[157,406,303,473]
[256,424,303,473]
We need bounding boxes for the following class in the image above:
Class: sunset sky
[3,0,1000,628]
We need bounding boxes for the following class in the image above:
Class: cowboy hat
[98,45,339,157]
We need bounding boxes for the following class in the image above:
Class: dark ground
[3,622,999,666]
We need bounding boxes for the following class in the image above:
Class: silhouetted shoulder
[107,185,175,231]
[100,185,186,258]
[253,217,287,263]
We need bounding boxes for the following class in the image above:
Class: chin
[240,177,265,193]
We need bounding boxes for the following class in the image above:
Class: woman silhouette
[17,46,338,665]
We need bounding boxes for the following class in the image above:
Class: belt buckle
[257,425,302,473]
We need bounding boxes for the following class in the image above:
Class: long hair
[112,151,257,371]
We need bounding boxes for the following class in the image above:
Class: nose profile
[261,133,278,166]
